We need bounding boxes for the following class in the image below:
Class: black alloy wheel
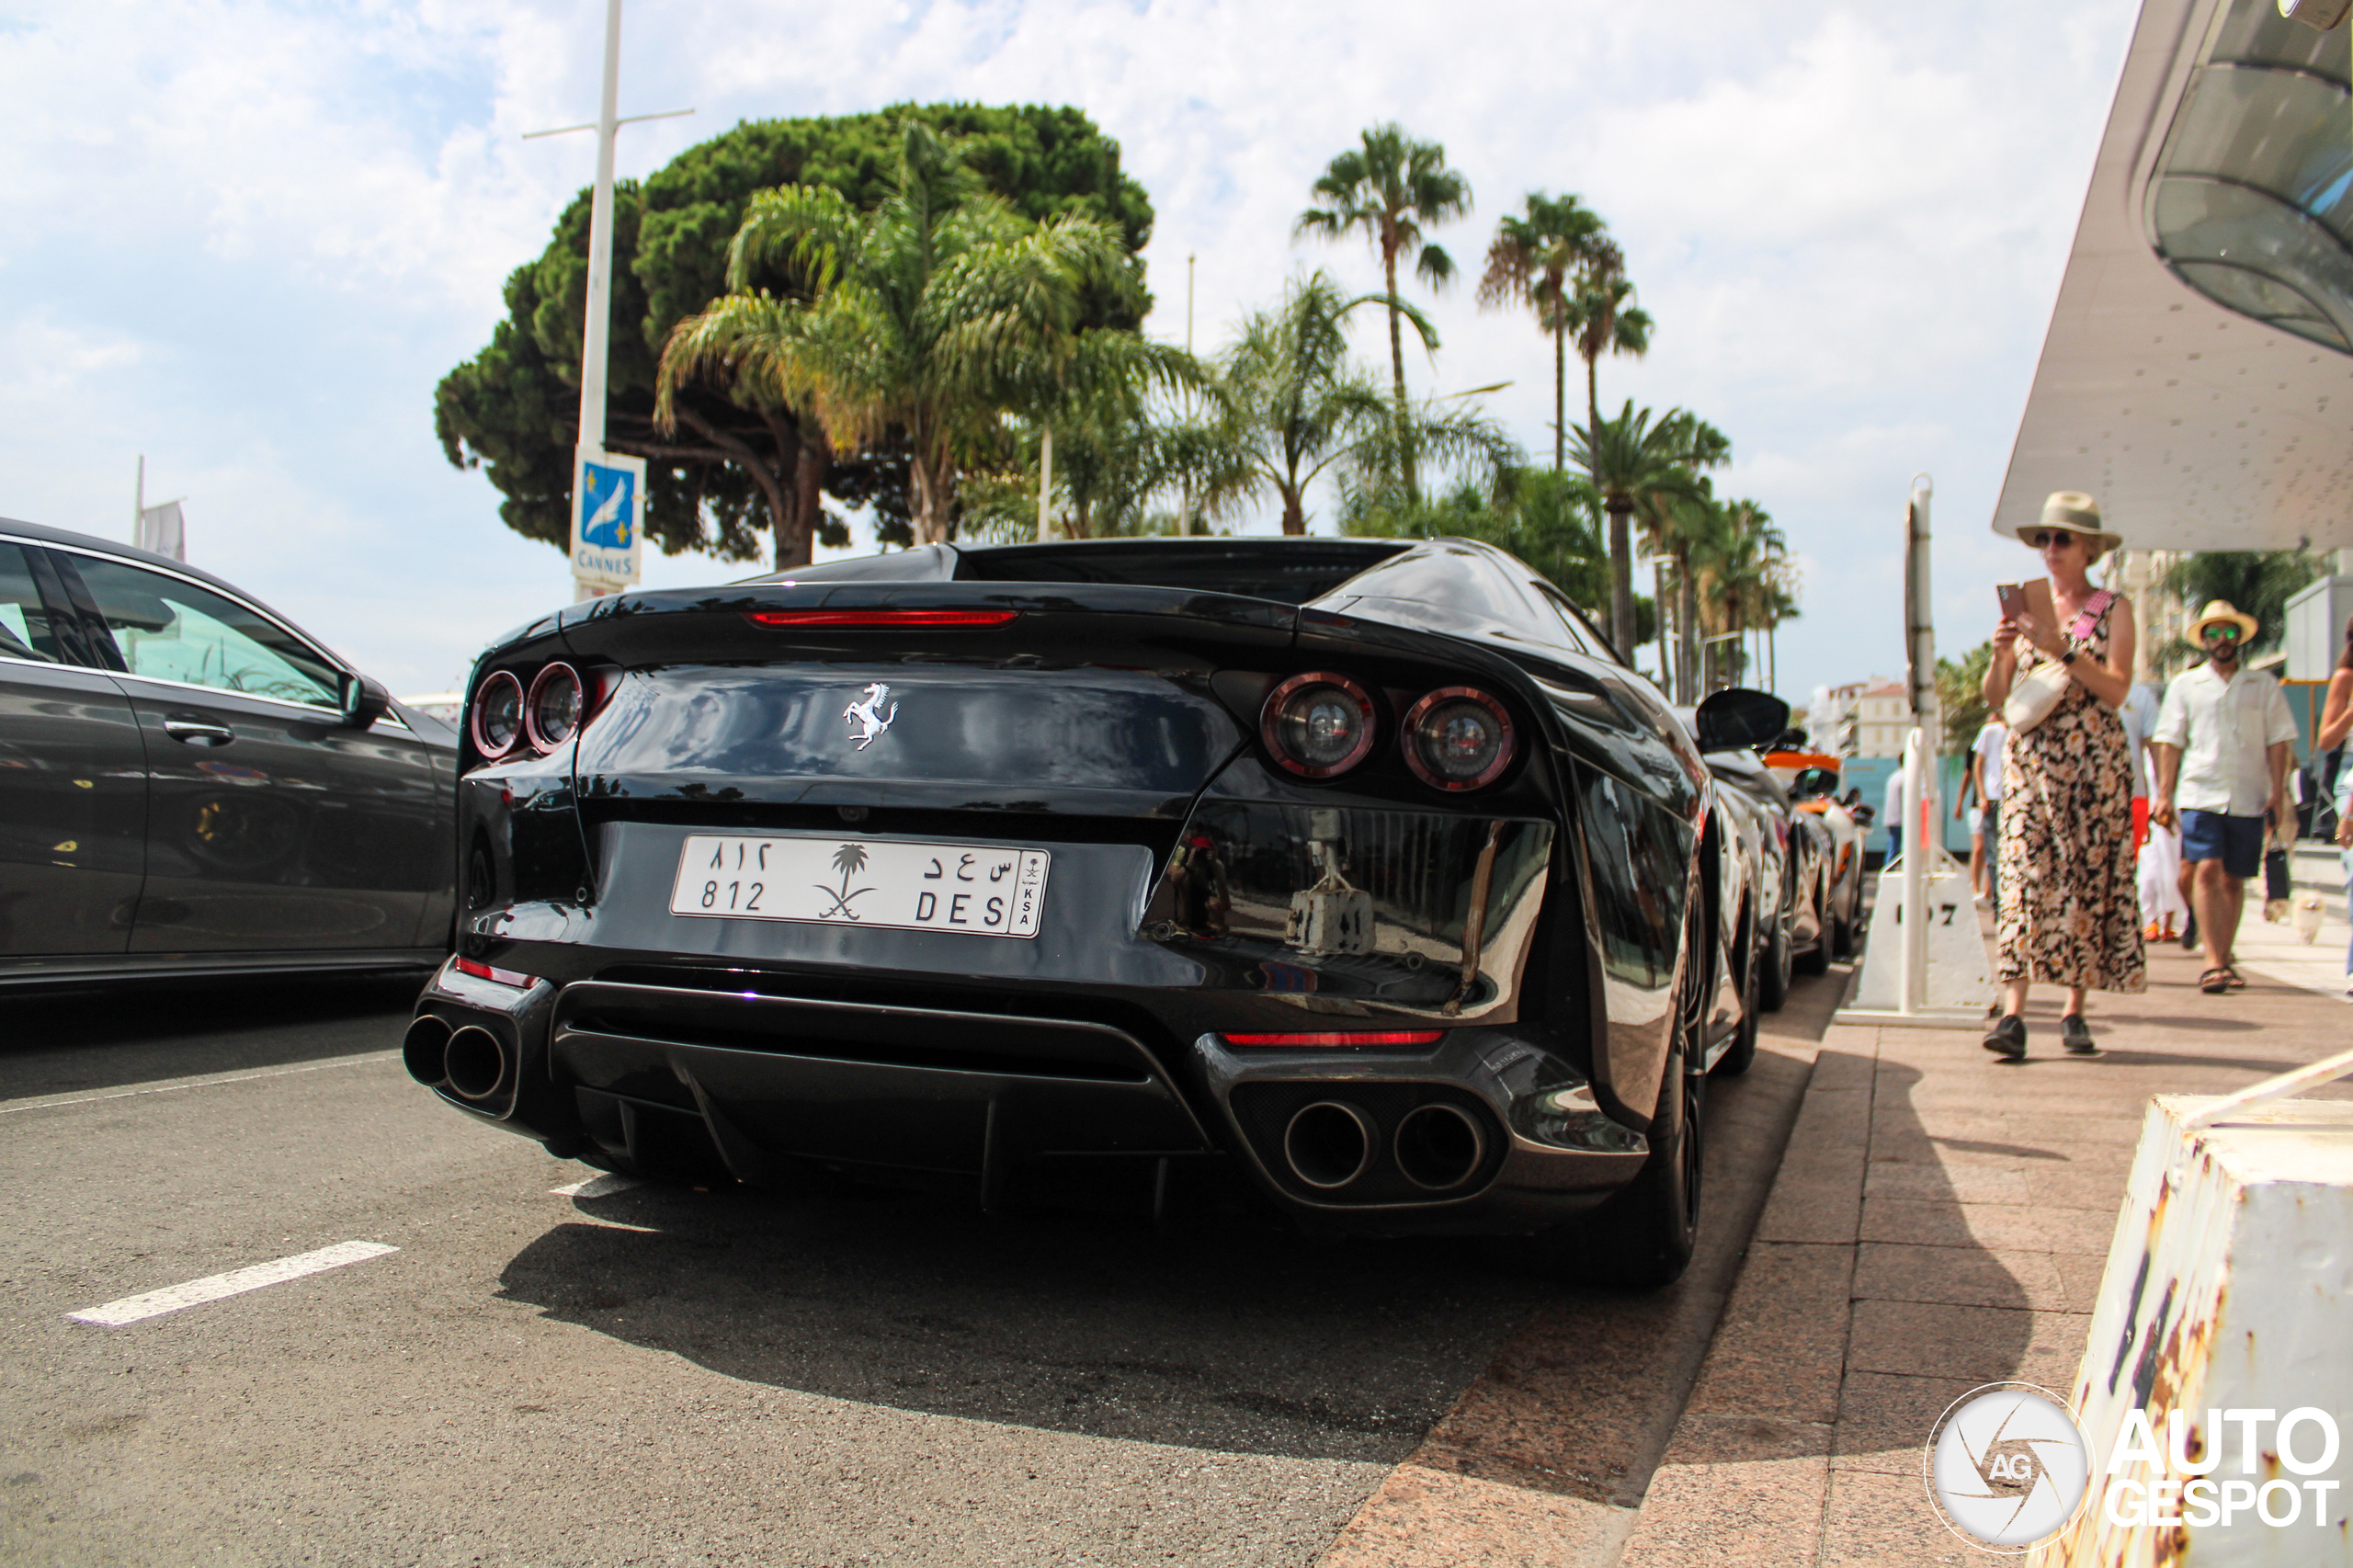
[1520,912,1708,1288]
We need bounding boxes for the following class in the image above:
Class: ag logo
[1925,1381,2093,1551]
[843,682,898,750]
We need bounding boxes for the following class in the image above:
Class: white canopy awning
[1995,0,2353,551]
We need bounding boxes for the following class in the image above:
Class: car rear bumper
[408,959,1651,1236]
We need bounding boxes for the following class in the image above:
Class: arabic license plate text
[666,835,1050,938]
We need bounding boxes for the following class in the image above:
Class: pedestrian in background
[1980,493,2144,1060]
[1884,765,1907,866]
[2151,600,2298,995]
[1963,718,2006,903]
[2314,614,2352,998]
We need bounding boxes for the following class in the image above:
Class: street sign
[569,446,644,590]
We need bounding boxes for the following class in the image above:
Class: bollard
[2032,1095,2353,1564]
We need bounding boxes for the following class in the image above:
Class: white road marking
[551,1173,643,1199]
[1,1051,399,1117]
[68,1241,398,1327]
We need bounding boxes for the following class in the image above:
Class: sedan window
[0,544,63,663]
[71,556,341,709]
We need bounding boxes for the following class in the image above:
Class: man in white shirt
[1967,720,2006,903]
[2151,600,2299,993]
[1883,766,1907,865]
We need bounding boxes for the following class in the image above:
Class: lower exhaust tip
[442,1025,509,1103]
[1395,1102,1487,1191]
[402,1015,453,1086]
[1283,1101,1376,1190]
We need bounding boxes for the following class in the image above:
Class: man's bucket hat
[2186,599,2260,642]
[2004,491,2122,555]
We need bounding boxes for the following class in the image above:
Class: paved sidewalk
[1616,932,2353,1566]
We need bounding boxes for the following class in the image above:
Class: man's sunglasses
[2024,530,2085,549]
[2201,624,2244,642]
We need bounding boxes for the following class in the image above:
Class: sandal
[2200,968,2231,995]
[1982,1014,2027,1060]
[2061,1015,2097,1054]
[2224,968,2246,991]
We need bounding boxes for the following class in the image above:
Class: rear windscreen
[955,540,1409,604]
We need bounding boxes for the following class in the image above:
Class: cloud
[0,0,2141,706]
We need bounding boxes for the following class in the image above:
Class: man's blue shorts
[2180,809,2264,878]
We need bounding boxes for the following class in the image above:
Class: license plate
[667,834,1051,938]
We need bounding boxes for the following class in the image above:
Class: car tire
[1757,899,1792,1013]
[1831,897,1856,960]
[1712,908,1760,1078]
[1793,889,1830,976]
[1520,940,1706,1289]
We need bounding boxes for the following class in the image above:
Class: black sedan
[408,537,1785,1286]
[0,517,456,984]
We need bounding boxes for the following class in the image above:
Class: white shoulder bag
[2004,589,2116,736]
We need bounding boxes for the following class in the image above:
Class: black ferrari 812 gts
[406,536,1786,1285]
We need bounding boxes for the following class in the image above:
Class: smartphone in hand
[1996,583,2028,621]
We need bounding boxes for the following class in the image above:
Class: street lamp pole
[576,0,624,458]
[522,3,692,602]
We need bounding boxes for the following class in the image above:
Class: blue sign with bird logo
[569,447,646,588]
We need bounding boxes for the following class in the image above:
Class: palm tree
[1563,244,1654,642]
[656,121,1182,545]
[1690,497,1789,691]
[1207,272,1394,534]
[1477,192,1607,472]
[1570,401,1709,658]
[1293,123,1472,502]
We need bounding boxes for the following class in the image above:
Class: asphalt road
[0,967,1847,1567]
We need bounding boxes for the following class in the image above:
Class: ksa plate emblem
[843,682,898,750]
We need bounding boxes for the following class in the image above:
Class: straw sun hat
[2005,491,2122,556]
[2184,599,2260,642]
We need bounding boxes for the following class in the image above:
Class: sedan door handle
[163,718,236,746]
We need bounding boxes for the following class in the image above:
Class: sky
[0,0,2141,705]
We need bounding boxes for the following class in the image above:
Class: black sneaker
[2180,914,2199,950]
[2061,1015,2097,1054]
[1982,1014,2027,1060]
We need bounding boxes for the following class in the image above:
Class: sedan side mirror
[1790,766,1839,800]
[1694,687,1790,755]
[344,673,391,731]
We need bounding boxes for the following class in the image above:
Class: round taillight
[1402,687,1515,791]
[471,670,524,758]
[1262,672,1378,778]
[526,663,584,751]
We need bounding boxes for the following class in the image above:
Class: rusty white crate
[2035,1095,2353,1565]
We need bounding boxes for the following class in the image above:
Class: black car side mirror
[1790,766,1839,800]
[1694,687,1789,755]
[344,673,391,731]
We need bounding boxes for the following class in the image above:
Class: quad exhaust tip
[441,1025,510,1103]
[1283,1101,1377,1189]
[402,1015,452,1086]
[1394,1102,1486,1191]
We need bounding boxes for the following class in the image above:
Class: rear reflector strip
[1222,1030,1445,1048]
[453,956,534,988]
[743,608,1020,629]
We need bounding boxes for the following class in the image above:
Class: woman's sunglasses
[2024,530,2085,549]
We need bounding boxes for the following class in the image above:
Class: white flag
[137,500,185,561]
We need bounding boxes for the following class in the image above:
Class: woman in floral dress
[1981,493,2146,1059]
